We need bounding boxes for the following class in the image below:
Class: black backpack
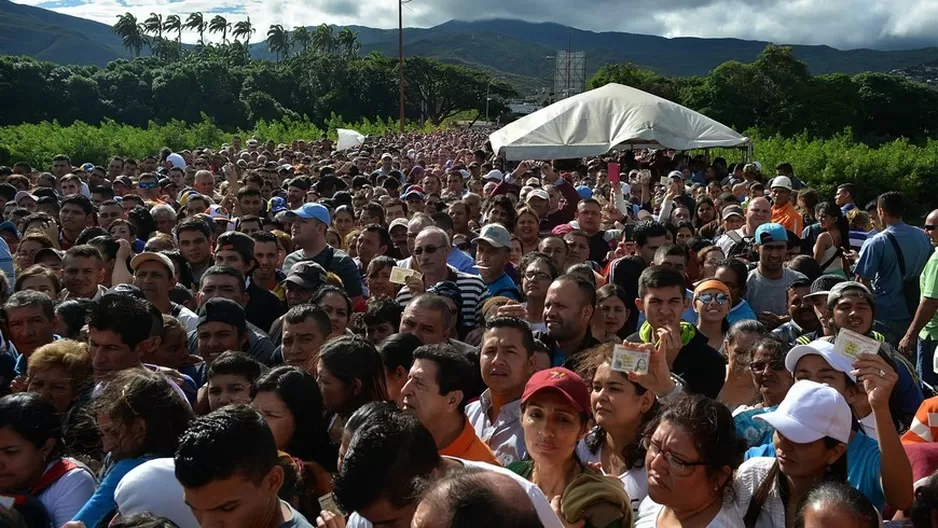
[725,230,758,263]
[886,232,921,318]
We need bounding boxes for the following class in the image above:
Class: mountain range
[4,0,938,93]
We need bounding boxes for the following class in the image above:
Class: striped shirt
[395,266,488,331]
[902,396,938,444]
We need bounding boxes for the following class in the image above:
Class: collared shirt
[60,284,108,302]
[439,418,499,465]
[856,222,932,320]
[466,390,525,466]
[396,265,489,331]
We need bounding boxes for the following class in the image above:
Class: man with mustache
[770,278,820,346]
[745,223,807,330]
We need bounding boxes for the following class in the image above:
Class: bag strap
[885,232,907,279]
[819,246,843,271]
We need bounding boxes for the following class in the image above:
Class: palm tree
[232,17,256,46]
[266,24,290,60]
[185,12,207,46]
[151,37,182,61]
[143,13,163,39]
[209,15,230,44]
[291,26,312,54]
[113,13,145,57]
[312,23,335,55]
[338,27,360,59]
[163,14,182,42]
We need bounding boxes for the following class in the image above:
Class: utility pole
[398,0,405,132]
[485,79,493,123]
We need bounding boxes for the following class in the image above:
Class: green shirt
[919,247,938,340]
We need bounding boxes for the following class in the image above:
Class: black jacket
[626,326,726,399]
[245,280,286,334]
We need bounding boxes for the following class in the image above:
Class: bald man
[411,469,544,528]
[899,208,938,387]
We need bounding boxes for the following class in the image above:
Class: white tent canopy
[489,83,750,161]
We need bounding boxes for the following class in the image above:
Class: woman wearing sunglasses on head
[693,279,732,352]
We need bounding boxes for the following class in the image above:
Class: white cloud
[19,0,938,49]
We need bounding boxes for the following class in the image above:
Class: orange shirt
[771,202,803,235]
[439,419,500,466]
[903,396,938,444]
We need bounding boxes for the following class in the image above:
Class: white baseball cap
[754,379,852,444]
[477,223,512,249]
[526,189,549,203]
[784,339,856,382]
[483,169,504,182]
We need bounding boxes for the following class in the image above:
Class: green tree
[209,15,230,44]
[291,26,312,55]
[338,27,360,59]
[232,17,256,46]
[403,57,517,125]
[163,15,183,43]
[313,24,335,55]
[142,13,163,39]
[185,12,207,46]
[151,37,183,62]
[266,25,290,61]
[113,13,145,58]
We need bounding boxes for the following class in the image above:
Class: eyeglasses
[524,271,552,282]
[642,436,706,476]
[138,181,158,189]
[749,360,786,373]
[413,245,441,256]
[695,292,729,305]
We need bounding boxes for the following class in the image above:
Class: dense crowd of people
[0,131,935,527]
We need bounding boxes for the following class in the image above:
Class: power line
[400,1,437,28]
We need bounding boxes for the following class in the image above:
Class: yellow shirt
[439,418,500,466]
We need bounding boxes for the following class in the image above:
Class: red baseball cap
[522,367,590,414]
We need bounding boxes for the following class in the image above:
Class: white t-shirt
[575,438,648,516]
[635,495,745,528]
[37,458,97,527]
[345,457,564,528]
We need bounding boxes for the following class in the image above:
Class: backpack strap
[885,232,907,279]
[29,459,79,496]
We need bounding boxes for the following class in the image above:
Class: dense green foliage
[0,115,433,170]
[0,52,515,130]
[589,45,938,142]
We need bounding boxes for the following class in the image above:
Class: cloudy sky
[17,0,938,50]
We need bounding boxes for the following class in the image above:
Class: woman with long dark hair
[252,366,337,517]
[316,336,389,445]
[577,343,660,516]
[735,380,850,528]
[812,202,850,278]
[591,284,632,342]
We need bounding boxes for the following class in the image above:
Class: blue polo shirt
[485,273,520,301]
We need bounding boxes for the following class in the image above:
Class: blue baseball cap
[267,197,287,214]
[0,221,20,240]
[286,202,331,224]
[576,185,593,199]
[755,223,788,244]
[401,190,425,201]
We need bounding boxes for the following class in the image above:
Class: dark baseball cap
[105,283,145,300]
[281,261,328,291]
[215,231,255,265]
[197,298,246,333]
[287,178,310,191]
[803,274,847,300]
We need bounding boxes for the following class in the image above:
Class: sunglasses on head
[696,292,729,305]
